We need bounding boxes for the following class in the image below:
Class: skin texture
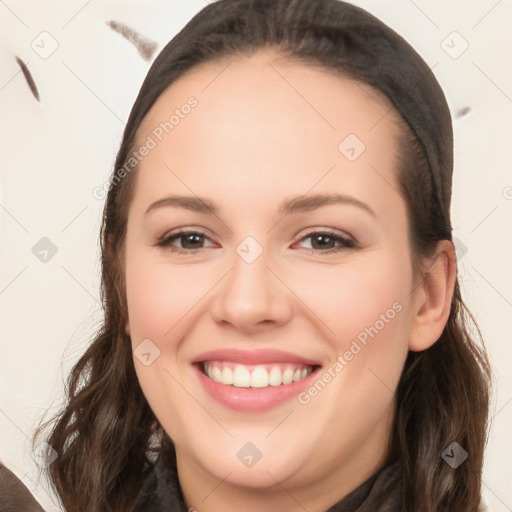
[124,50,456,512]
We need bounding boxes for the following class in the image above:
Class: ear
[125,319,131,337]
[408,240,457,352]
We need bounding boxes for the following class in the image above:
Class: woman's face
[124,50,421,505]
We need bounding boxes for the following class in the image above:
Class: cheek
[293,254,412,347]
[292,254,412,409]
[125,251,202,436]
[124,251,218,419]
[125,251,209,342]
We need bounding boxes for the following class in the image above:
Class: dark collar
[135,453,402,512]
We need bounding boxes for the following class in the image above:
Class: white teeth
[212,366,222,382]
[232,365,251,388]
[269,366,282,386]
[250,367,269,388]
[203,362,314,388]
[221,366,233,385]
[282,368,294,385]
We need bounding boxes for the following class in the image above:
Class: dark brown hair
[33,1,492,511]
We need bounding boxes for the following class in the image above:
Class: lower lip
[194,364,319,412]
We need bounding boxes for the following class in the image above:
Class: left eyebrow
[144,193,376,218]
[279,193,376,218]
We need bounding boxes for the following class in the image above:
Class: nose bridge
[211,235,292,330]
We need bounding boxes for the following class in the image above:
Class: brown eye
[156,231,215,251]
[295,230,356,254]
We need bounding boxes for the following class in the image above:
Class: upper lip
[191,349,322,366]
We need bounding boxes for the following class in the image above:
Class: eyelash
[155,228,357,255]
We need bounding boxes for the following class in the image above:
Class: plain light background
[0,1,511,510]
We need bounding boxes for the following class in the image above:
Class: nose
[210,243,293,333]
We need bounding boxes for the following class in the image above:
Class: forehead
[139,49,398,142]
[131,50,403,218]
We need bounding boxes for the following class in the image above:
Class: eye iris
[182,233,203,249]
[312,234,335,249]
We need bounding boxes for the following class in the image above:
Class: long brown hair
[33,1,492,510]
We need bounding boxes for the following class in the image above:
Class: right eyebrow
[145,195,217,216]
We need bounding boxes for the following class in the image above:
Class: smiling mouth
[200,361,317,388]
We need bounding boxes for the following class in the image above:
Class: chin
[173,421,315,489]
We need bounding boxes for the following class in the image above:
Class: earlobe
[408,240,457,352]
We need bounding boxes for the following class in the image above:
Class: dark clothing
[0,462,46,512]
[135,453,402,512]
